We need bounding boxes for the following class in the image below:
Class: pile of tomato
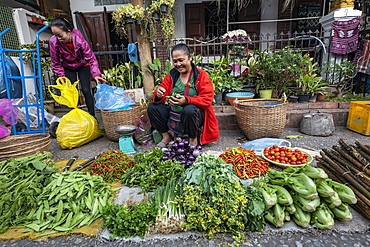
[263,145,309,165]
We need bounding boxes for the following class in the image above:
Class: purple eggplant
[178,142,185,148]
[183,139,189,147]
[195,145,202,150]
[162,155,169,161]
[188,144,196,151]
[192,149,201,157]
[177,148,185,155]
[172,142,179,150]
[175,137,183,142]
[188,155,195,161]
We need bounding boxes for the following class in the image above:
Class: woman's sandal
[156,141,167,149]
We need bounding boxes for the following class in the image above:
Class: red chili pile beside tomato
[219,147,270,179]
[263,145,309,165]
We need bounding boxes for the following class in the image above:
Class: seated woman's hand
[156,87,166,98]
[169,95,187,106]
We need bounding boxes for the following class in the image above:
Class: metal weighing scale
[114,125,137,154]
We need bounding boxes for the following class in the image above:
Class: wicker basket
[0,133,50,153]
[235,99,287,140]
[101,105,147,141]
[0,139,51,161]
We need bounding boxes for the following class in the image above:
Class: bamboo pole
[322,149,370,189]
[339,139,370,167]
[356,141,370,156]
[333,146,370,176]
[319,152,370,201]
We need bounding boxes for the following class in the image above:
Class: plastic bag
[133,115,153,145]
[0,98,18,125]
[0,53,22,99]
[94,84,135,111]
[0,125,10,138]
[241,138,291,153]
[13,96,59,128]
[48,77,79,108]
[50,77,103,149]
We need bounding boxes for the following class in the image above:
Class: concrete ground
[1,107,369,246]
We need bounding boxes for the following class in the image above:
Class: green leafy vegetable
[102,199,158,239]
[121,148,185,193]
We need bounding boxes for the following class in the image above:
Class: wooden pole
[131,0,155,98]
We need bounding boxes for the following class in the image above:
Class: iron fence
[91,30,361,93]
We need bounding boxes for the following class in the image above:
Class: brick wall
[214,102,351,130]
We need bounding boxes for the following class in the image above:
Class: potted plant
[297,60,325,103]
[206,57,243,103]
[242,47,311,99]
[320,60,357,98]
[158,0,175,13]
[102,62,143,90]
[112,4,145,38]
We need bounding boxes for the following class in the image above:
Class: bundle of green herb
[102,199,158,239]
[121,148,185,192]
[175,154,265,241]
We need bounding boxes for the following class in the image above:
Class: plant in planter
[112,4,145,38]
[320,60,357,97]
[102,62,143,90]
[148,0,176,39]
[297,60,327,102]
[206,57,243,102]
[243,48,310,98]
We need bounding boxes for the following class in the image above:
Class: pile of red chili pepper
[219,147,270,179]
[86,150,134,183]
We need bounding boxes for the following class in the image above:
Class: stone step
[214,102,350,130]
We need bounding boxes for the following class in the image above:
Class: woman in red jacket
[148,44,219,147]
[49,18,106,117]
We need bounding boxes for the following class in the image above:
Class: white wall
[10,8,53,95]
[69,0,277,39]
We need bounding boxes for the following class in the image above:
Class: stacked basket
[235,99,287,140]
[101,104,147,141]
[0,133,51,161]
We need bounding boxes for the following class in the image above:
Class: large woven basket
[101,105,147,141]
[0,133,51,161]
[235,99,287,140]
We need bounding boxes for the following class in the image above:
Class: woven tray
[0,140,51,161]
[235,99,287,140]
[0,133,50,153]
[101,105,147,141]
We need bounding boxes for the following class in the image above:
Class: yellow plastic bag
[49,77,103,149]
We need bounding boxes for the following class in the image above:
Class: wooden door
[185,3,205,39]
[82,12,111,70]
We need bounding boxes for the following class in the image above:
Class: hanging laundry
[356,40,370,74]
[330,17,362,55]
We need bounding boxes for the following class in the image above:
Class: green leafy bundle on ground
[102,199,158,239]
[175,154,265,241]
[120,148,185,192]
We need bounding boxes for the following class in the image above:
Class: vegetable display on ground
[161,137,202,168]
[175,154,266,241]
[0,152,55,234]
[121,148,185,192]
[251,164,357,230]
[219,147,270,179]
[315,139,370,220]
[262,145,311,166]
[86,150,134,183]
[102,198,157,239]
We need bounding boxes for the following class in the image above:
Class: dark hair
[50,18,74,32]
[171,43,191,57]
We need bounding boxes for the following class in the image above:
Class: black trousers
[64,66,95,116]
[147,103,204,139]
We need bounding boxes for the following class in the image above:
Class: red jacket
[153,64,219,145]
[49,29,102,78]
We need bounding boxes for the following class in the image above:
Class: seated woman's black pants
[147,103,204,139]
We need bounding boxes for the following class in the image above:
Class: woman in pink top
[49,18,106,117]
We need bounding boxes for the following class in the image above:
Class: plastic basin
[226,92,254,105]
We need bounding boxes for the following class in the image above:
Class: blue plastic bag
[94,84,135,111]
[0,53,23,99]
[241,138,291,152]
